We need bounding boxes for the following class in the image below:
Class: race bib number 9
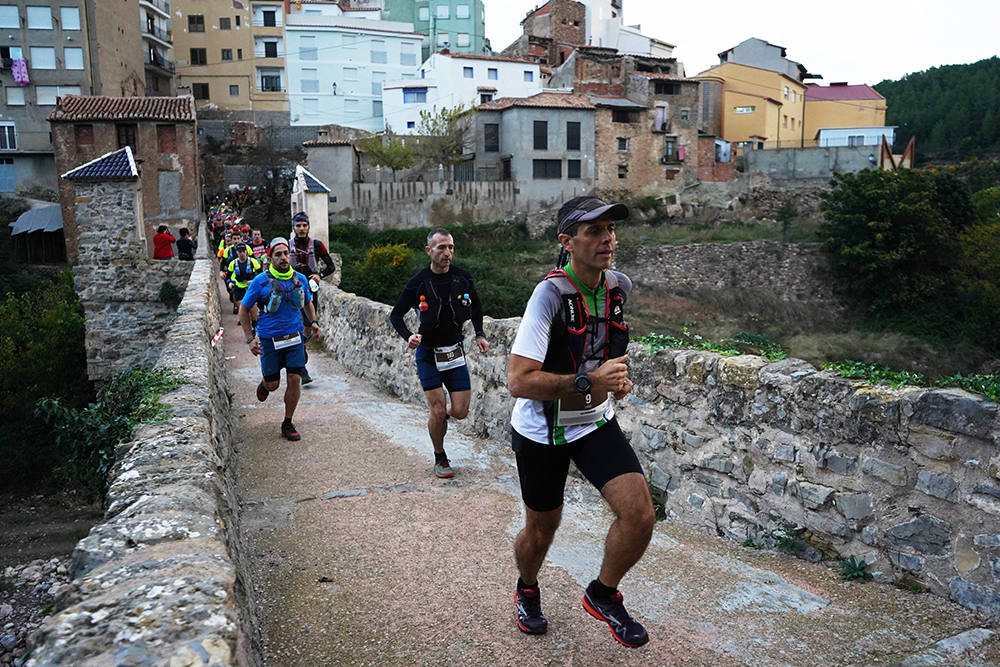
[434,343,466,371]
[556,392,608,427]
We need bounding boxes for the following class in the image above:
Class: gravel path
[226,313,1000,666]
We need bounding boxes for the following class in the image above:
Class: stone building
[49,95,200,263]
[549,47,710,192]
[61,146,193,381]
[500,0,586,68]
[0,0,144,192]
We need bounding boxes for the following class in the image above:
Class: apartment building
[0,1,144,192]
[381,0,486,61]
[172,0,288,123]
[285,10,422,130]
[804,82,888,144]
[693,61,808,149]
[383,51,541,134]
[141,0,173,95]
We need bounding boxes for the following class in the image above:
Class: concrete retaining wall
[351,180,516,230]
[28,255,261,665]
[745,146,874,181]
[316,284,1000,617]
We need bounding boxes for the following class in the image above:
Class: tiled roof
[805,84,884,101]
[478,92,595,111]
[297,165,331,193]
[437,51,538,66]
[61,147,138,181]
[631,72,688,81]
[303,138,354,146]
[589,96,646,109]
[48,95,196,122]
[477,86,498,92]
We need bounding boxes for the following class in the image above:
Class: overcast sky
[484,0,1000,86]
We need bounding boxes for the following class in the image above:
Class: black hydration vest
[539,269,629,443]
[416,272,474,335]
[540,269,629,374]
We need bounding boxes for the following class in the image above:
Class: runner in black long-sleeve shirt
[388,227,489,478]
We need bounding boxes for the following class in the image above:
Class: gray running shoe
[434,457,454,478]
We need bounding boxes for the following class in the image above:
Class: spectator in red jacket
[153,225,176,259]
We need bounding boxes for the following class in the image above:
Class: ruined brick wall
[697,135,735,182]
[316,288,1000,618]
[594,108,700,194]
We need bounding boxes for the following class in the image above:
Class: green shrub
[35,367,181,500]
[820,169,973,315]
[821,360,999,401]
[158,280,182,308]
[0,269,91,491]
[353,243,419,305]
[0,194,30,224]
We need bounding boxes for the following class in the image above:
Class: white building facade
[285,12,423,130]
[383,52,541,134]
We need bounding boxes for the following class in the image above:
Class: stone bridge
[21,175,1000,664]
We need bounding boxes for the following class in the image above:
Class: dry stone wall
[618,241,836,304]
[27,258,261,666]
[317,285,1000,617]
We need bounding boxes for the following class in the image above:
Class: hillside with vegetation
[875,56,1000,160]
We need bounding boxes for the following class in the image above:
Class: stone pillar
[69,178,193,382]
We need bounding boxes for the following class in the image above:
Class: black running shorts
[511,417,642,512]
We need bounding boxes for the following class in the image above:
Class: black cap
[557,196,629,237]
[235,243,247,253]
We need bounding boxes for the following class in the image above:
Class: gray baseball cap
[557,196,629,236]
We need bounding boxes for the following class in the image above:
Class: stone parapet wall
[28,259,260,665]
[317,286,1000,616]
[619,240,837,303]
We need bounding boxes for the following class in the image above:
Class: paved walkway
[225,311,999,666]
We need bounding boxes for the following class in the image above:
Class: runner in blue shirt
[238,237,321,441]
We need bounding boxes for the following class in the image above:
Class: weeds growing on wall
[35,367,182,501]
[821,360,999,402]
[633,329,787,362]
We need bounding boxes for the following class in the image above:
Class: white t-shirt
[510,270,631,445]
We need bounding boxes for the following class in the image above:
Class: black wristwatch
[574,371,591,395]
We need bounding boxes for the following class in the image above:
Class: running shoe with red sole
[256,383,269,402]
[515,584,547,635]
[582,585,649,648]
[280,421,301,441]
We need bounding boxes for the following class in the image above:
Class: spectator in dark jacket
[176,227,198,261]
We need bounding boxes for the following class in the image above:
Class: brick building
[500,0,586,68]
[49,95,200,262]
[549,47,717,193]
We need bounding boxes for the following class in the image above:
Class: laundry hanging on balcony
[11,58,29,86]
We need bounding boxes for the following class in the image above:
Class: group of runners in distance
[223,194,655,648]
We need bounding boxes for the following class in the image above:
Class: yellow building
[694,62,807,149]
[803,83,886,140]
[172,1,288,120]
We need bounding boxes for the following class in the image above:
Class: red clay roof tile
[47,95,197,122]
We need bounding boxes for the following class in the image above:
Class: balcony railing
[144,51,175,73]
[142,25,172,44]
[140,0,171,16]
